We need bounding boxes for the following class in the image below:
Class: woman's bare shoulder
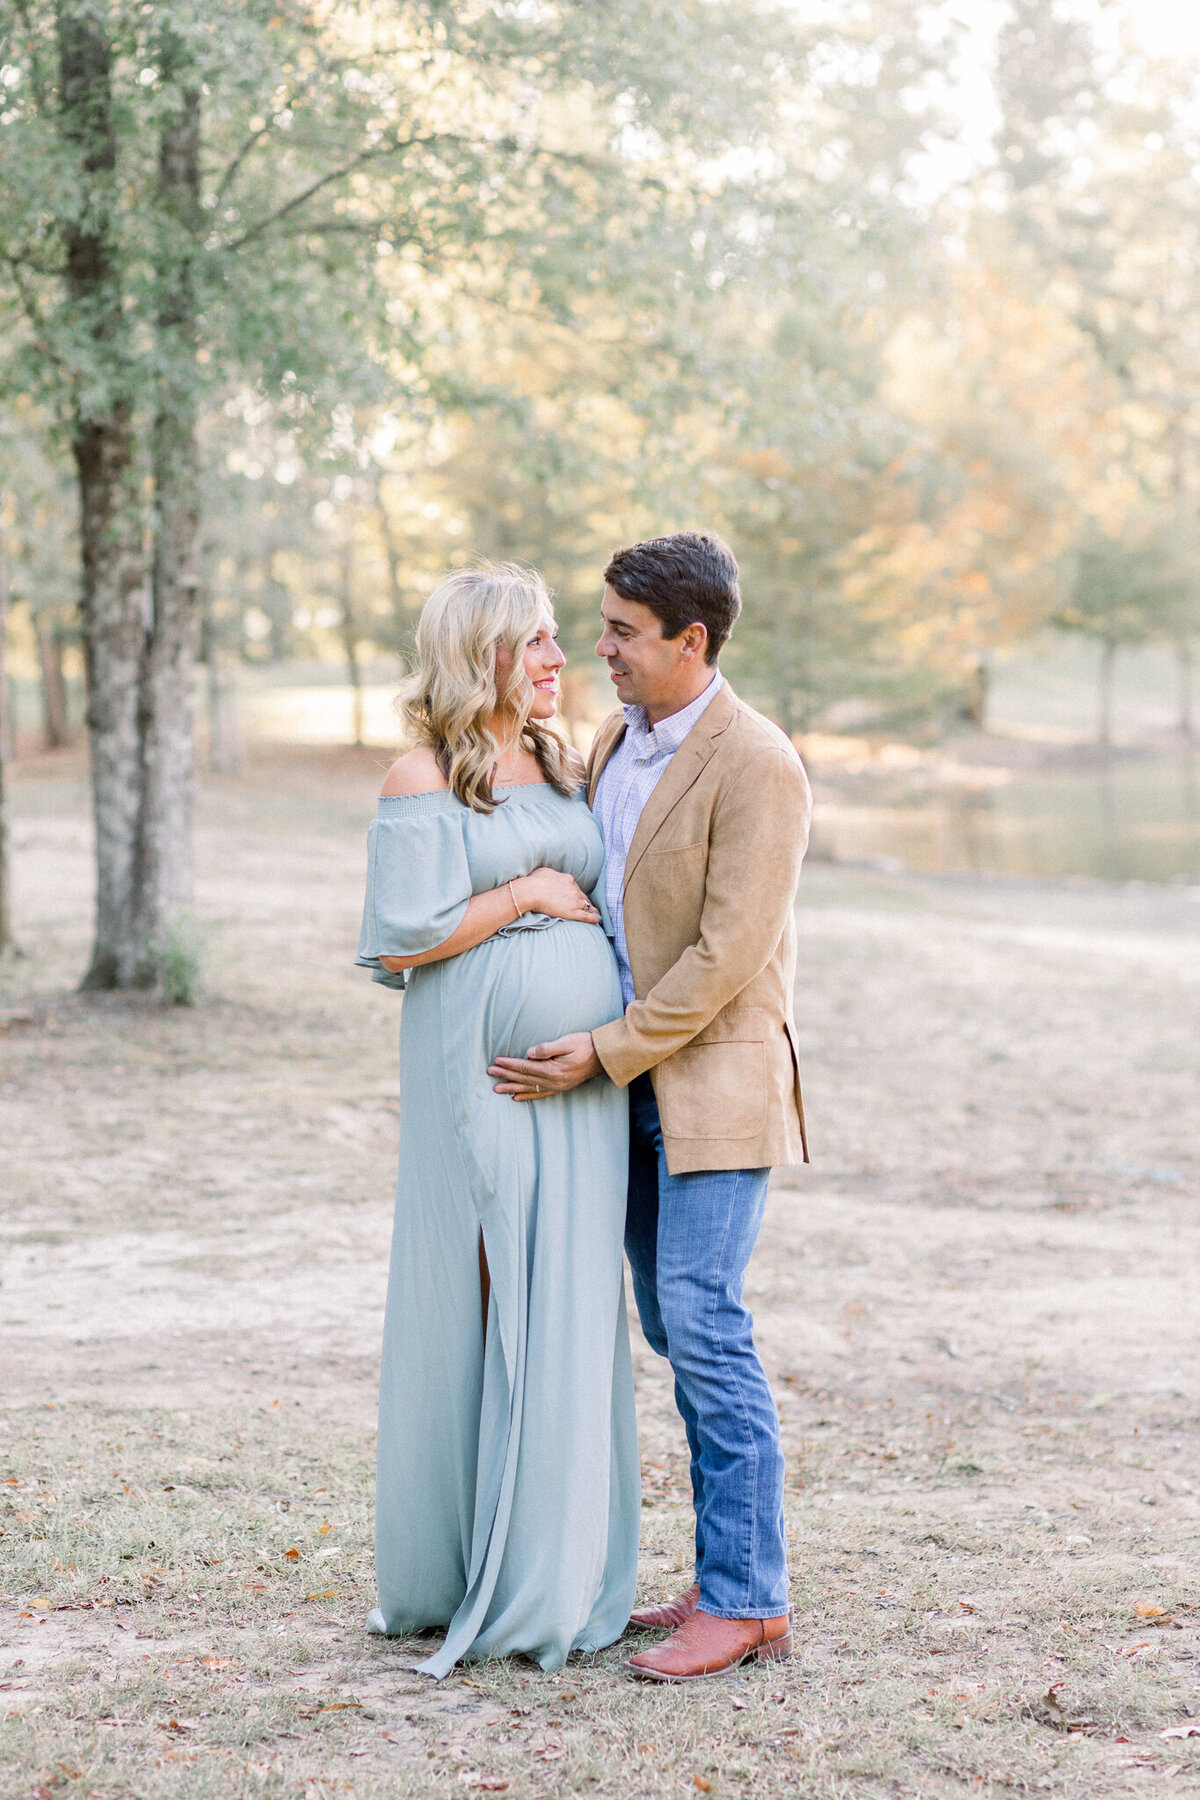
[380,745,448,796]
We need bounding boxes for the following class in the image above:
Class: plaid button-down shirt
[593,671,724,1006]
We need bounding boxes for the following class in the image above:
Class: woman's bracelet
[507,879,523,920]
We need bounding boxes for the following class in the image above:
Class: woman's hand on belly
[513,868,602,924]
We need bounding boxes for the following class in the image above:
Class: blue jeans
[625,1073,788,1619]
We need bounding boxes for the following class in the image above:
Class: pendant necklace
[494,736,523,785]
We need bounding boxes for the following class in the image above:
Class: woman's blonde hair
[399,562,579,813]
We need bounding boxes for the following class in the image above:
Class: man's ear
[679,622,709,663]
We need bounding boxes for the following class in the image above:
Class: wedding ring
[535,1083,542,1094]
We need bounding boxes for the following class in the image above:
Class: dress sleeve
[355,794,472,989]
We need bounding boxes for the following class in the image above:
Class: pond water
[810,751,1200,883]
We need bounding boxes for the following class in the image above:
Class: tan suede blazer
[588,679,811,1175]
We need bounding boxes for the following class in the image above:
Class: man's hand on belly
[489,1032,602,1100]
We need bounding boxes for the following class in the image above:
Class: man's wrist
[589,1016,628,1084]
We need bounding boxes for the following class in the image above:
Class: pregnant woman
[355,562,639,1677]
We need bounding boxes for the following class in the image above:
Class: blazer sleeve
[591,745,811,1085]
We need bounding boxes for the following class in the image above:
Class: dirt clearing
[2,745,1199,1798]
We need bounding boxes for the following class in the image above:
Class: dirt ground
[1,742,1199,1800]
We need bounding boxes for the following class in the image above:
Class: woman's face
[497,610,565,720]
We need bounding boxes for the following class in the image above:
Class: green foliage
[150,910,206,1006]
[0,0,946,724]
[4,0,1199,752]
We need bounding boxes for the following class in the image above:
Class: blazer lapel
[622,680,737,890]
[586,710,627,806]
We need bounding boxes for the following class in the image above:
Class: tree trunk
[0,538,11,766]
[372,469,409,658]
[965,650,990,730]
[134,54,202,966]
[1098,636,1117,747]
[1177,636,1195,743]
[0,538,16,955]
[200,585,241,774]
[773,607,795,740]
[58,2,149,990]
[36,618,71,747]
[339,523,364,748]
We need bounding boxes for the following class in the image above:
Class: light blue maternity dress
[355,781,640,1678]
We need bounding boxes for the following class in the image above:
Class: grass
[4,1397,1198,1798]
[149,915,207,1009]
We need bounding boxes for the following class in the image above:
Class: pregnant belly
[398,921,623,1106]
[475,919,623,1057]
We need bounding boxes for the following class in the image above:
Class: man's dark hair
[603,531,741,665]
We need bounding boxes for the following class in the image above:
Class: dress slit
[478,1234,491,1340]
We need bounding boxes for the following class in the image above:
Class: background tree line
[1,0,1199,983]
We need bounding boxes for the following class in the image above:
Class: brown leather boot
[628,1582,700,1632]
[627,1609,793,1682]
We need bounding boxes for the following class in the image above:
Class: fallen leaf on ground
[283,1547,300,1560]
[694,1779,713,1794]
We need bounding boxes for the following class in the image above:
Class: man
[490,532,811,1682]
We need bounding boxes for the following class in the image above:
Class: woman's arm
[379,883,517,972]
[379,867,600,972]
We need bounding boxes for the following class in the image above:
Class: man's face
[595,584,706,715]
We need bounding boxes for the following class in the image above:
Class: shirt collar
[623,670,723,760]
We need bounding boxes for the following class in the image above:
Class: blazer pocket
[657,1041,766,1139]
[643,840,707,862]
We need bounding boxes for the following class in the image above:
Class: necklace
[493,736,525,785]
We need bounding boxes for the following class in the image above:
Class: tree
[0,528,14,956]
[988,0,1200,737]
[7,0,898,985]
[0,0,820,986]
[1056,523,1178,744]
[0,409,79,747]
